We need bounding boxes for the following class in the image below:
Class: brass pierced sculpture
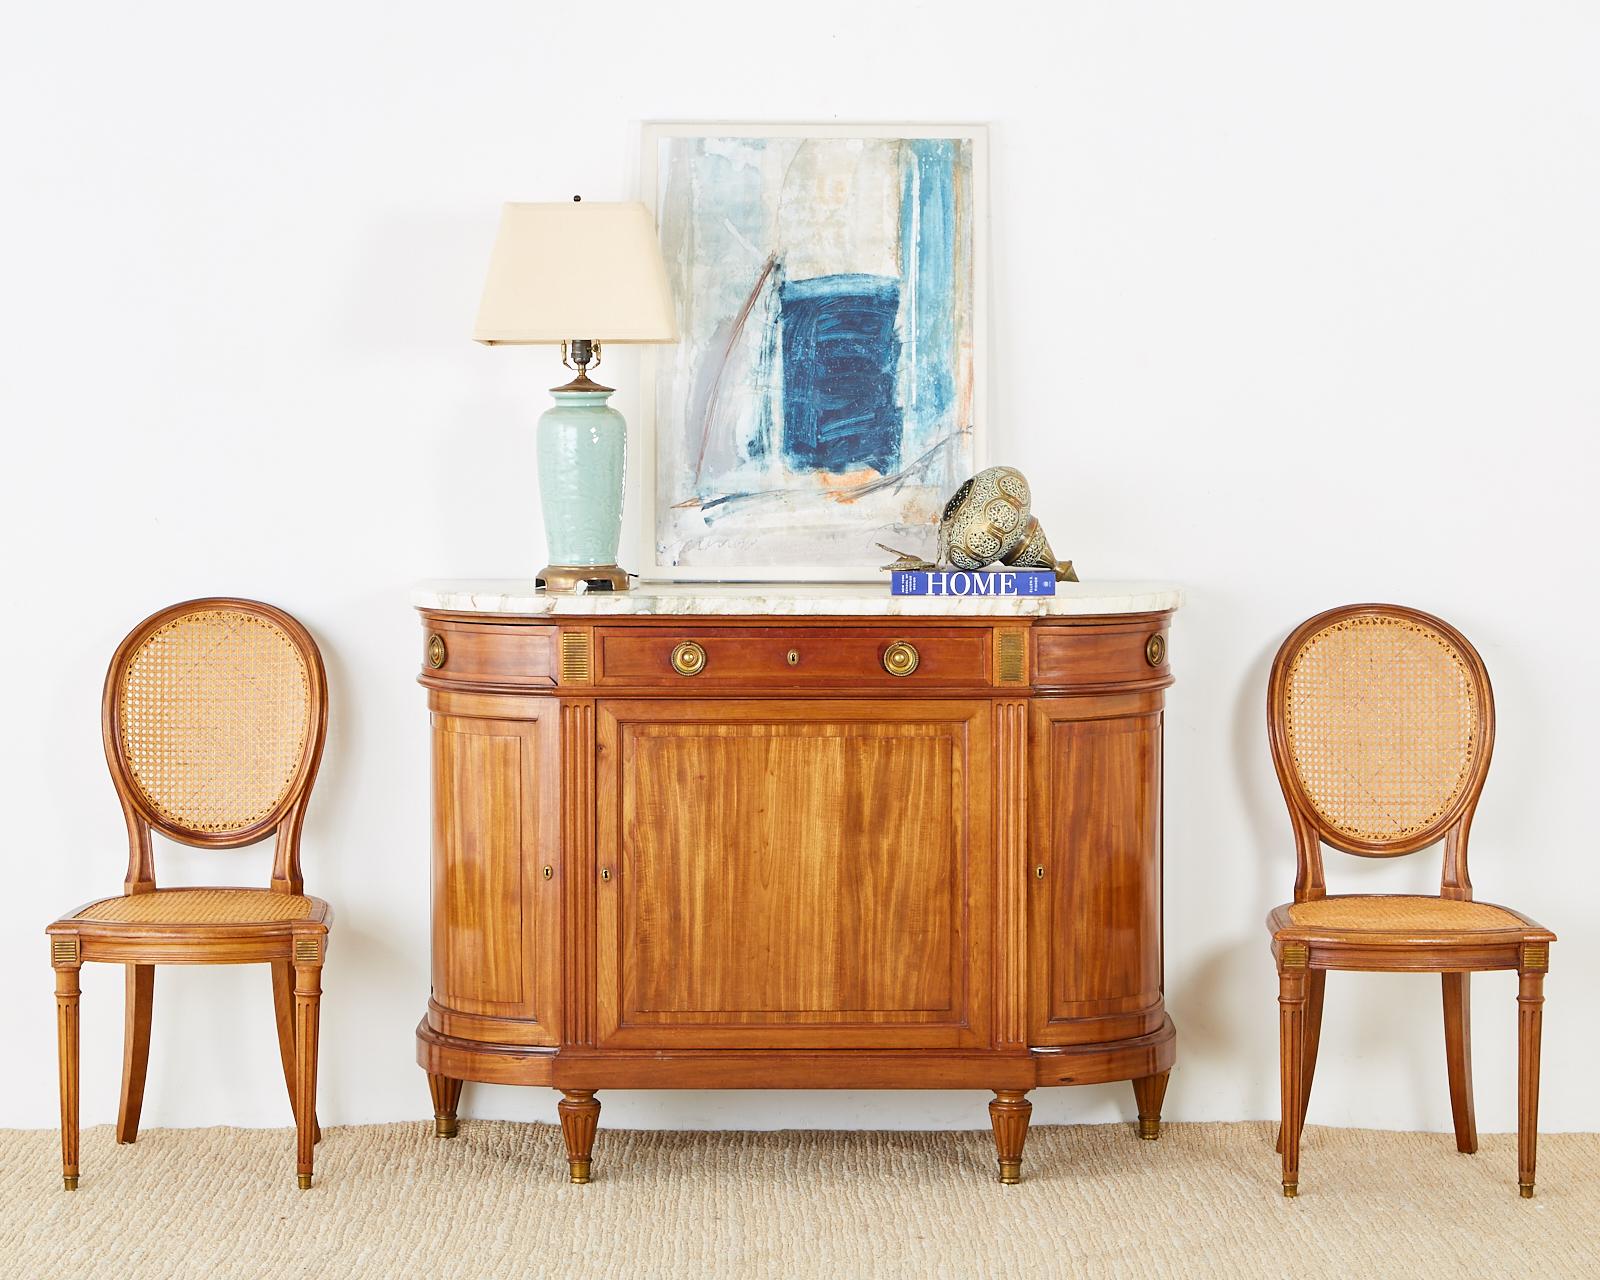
[879,465,1078,580]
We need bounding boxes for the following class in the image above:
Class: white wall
[3,0,1597,1138]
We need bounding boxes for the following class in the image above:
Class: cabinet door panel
[1030,706,1164,1046]
[596,700,991,1049]
[429,711,560,1046]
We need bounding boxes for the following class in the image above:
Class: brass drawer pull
[426,633,447,670]
[1145,633,1166,667]
[671,641,707,677]
[883,641,920,677]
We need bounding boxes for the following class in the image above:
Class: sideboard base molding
[417,1018,1175,1093]
[1030,1018,1178,1087]
[416,1021,555,1087]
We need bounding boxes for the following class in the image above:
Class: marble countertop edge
[411,578,1184,618]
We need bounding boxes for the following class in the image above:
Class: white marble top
[412,579,1182,618]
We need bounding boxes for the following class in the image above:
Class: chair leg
[1276,970,1325,1154]
[1131,1070,1170,1140]
[273,961,320,1144]
[116,964,155,1144]
[1278,966,1309,1197]
[429,1073,464,1138]
[1518,970,1545,1198]
[1442,972,1478,1154]
[55,963,82,1191]
[293,956,323,1189]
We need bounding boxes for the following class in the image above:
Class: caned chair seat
[67,888,324,928]
[1276,894,1543,939]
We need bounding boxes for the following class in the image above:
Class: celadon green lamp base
[535,388,629,593]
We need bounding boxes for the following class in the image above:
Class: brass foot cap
[1137,1118,1160,1141]
[1283,1184,1298,1198]
[63,1175,78,1191]
[568,1160,592,1185]
[435,1116,459,1138]
[997,1160,1022,1185]
[297,1174,313,1190]
[1519,1183,1535,1199]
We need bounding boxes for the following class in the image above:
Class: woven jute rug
[1,1121,1594,1278]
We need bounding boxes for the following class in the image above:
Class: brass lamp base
[536,564,631,594]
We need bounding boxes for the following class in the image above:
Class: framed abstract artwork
[639,122,988,581]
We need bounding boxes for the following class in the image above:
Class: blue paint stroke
[779,274,903,474]
[898,139,958,445]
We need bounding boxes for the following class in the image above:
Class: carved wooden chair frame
[47,597,331,1190]
[1264,602,1554,1199]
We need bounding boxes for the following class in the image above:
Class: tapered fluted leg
[1443,972,1478,1154]
[1132,1070,1170,1140]
[1518,970,1544,1198]
[55,963,81,1191]
[1278,968,1308,1197]
[429,1073,464,1138]
[1276,970,1325,1154]
[116,964,154,1144]
[558,1090,600,1184]
[272,960,318,1139]
[293,958,322,1189]
[273,961,320,1144]
[988,1090,1032,1184]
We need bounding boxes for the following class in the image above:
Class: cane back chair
[46,599,331,1190]
[1265,604,1554,1199]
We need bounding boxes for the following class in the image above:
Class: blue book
[891,570,1057,597]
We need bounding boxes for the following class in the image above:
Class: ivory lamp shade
[472,201,678,345]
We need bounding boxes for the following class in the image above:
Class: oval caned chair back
[1268,605,1494,858]
[104,599,327,847]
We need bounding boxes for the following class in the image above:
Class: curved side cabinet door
[428,707,562,1047]
[1028,698,1165,1047]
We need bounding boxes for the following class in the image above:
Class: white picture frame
[638,121,989,583]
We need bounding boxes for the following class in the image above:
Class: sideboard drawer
[1033,620,1171,689]
[593,625,993,689]
[421,621,557,689]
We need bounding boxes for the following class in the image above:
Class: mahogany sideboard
[413,580,1181,1184]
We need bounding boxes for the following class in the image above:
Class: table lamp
[474,199,677,592]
